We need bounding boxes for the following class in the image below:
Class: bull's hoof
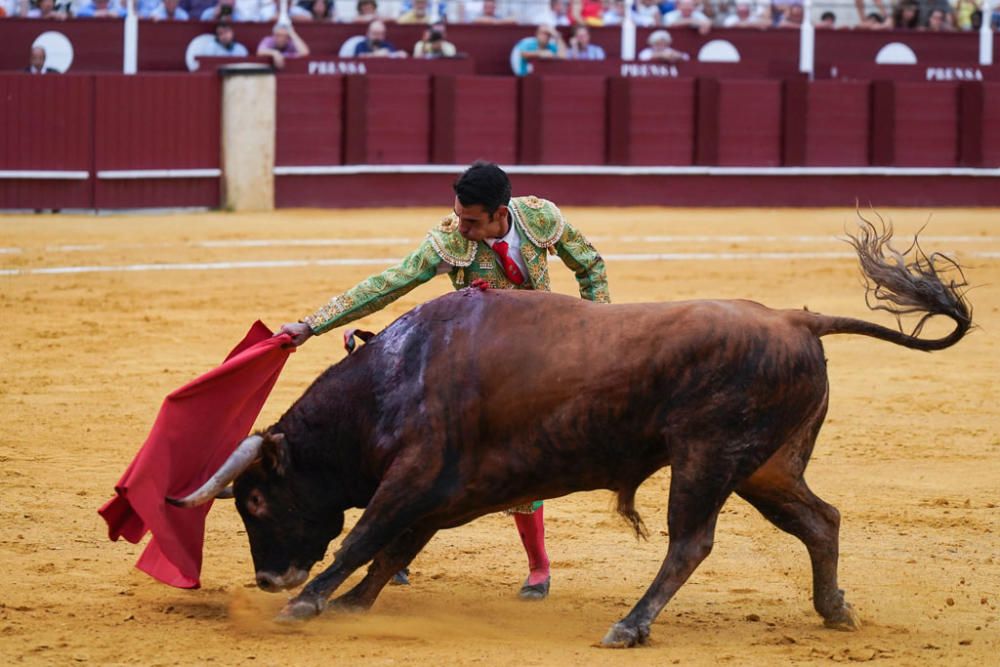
[275,596,325,623]
[823,603,862,632]
[599,622,650,648]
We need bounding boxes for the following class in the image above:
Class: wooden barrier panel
[983,83,1000,167]
[0,73,94,209]
[607,78,696,166]
[872,81,960,167]
[93,73,220,208]
[784,81,870,166]
[432,76,518,165]
[519,76,607,165]
[698,79,782,167]
[344,75,431,164]
[276,75,345,167]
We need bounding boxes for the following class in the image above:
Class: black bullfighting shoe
[390,567,410,586]
[518,576,550,601]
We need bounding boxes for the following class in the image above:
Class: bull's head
[167,432,345,593]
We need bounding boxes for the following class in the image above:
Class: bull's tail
[804,215,973,351]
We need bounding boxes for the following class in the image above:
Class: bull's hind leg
[736,470,861,631]
[601,464,730,648]
[330,525,437,612]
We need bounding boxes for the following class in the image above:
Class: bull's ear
[260,432,290,477]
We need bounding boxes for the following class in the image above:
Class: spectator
[632,0,665,26]
[26,46,59,74]
[952,0,976,29]
[579,0,604,24]
[723,0,767,26]
[413,21,457,57]
[924,7,953,29]
[258,21,311,68]
[354,19,407,57]
[567,24,606,59]
[290,0,332,21]
[180,0,216,21]
[149,0,190,20]
[398,0,431,23]
[663,0,711,34]
[466,0,515,23]
[26,0,68,18]
[512,24,566,77]
[892,0,920,27]
[858,10,891,28]
[776,0,804,27]
[817,9,836,27]
[76,0,126,17]
[602,0,626,24]
[535,0,573,26]
[638,29,689,62]
[197,21,249,57]
[854,0,888,25]
[202,0,248,21]
[354,0,378,21]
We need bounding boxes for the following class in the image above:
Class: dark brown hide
[223,220,971,647]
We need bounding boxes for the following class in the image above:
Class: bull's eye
[246,490,268,517]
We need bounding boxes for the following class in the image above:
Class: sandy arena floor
[1,207,998,666]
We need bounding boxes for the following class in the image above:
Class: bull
[169,220,972,647]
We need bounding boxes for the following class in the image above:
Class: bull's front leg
[277,483,440,621]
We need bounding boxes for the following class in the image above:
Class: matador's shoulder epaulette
[426,214,477,267]
[511,196,566,249]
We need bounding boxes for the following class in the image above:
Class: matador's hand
[278,322,313,347]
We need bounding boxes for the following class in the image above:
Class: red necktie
[492,240,525,286]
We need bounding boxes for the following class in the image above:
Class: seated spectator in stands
[723,0,767,26]
[26,46,59,74]
[775,0,803,27]
[197,21,249,57]
[202,0,248,22]
[466,0,515,23]
[579,0,604,24]
[854,0,887,25]
[924,7,954,30]
[513,24,566,77]
[638,29,689,62]
[952,0,976,29]
[817,10,836,27]
[413,21,457,57]
[858,10,891,28]
[149,0,190,20]
[76,0,126,18]
[602,0,626,24]
[567,24,606,60]
[535,0,574,26]
[398,0,431,23]
[180,0,216,21]
[891,0,919,28]
[355,20,408,57]
[663,0,711,34]
[290,0,332,21]
[632,0,665,26]
[258,21,310,68]
[354,0,379,22]
[26,0,68,18]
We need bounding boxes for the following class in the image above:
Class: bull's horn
[166,435,263,508]
[216,485,235,500]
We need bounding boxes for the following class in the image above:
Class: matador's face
[454,197,509,242]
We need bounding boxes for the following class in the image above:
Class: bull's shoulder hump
[427,215,477,267]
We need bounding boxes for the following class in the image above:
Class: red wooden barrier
[983,83,1000,167]
[519,76,607,165]
[276,75,344,167]
[0,73,93,209]
[607,78,696,166]
[93,73,220,208]
[344,75,431,164]
[784,80,870,166]
[873,81,960,167]
[698,79,783,167]
[432,76,517,166]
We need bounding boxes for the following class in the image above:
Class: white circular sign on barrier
[875,42,918,65]
[32,31,74,73]
[186,34,219,72]
[697,40,741,63]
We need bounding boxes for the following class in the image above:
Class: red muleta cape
[98,321,293,588]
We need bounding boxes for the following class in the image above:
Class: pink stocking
[513,505,550,585]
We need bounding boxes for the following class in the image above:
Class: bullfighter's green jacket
[303,196,611,335]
